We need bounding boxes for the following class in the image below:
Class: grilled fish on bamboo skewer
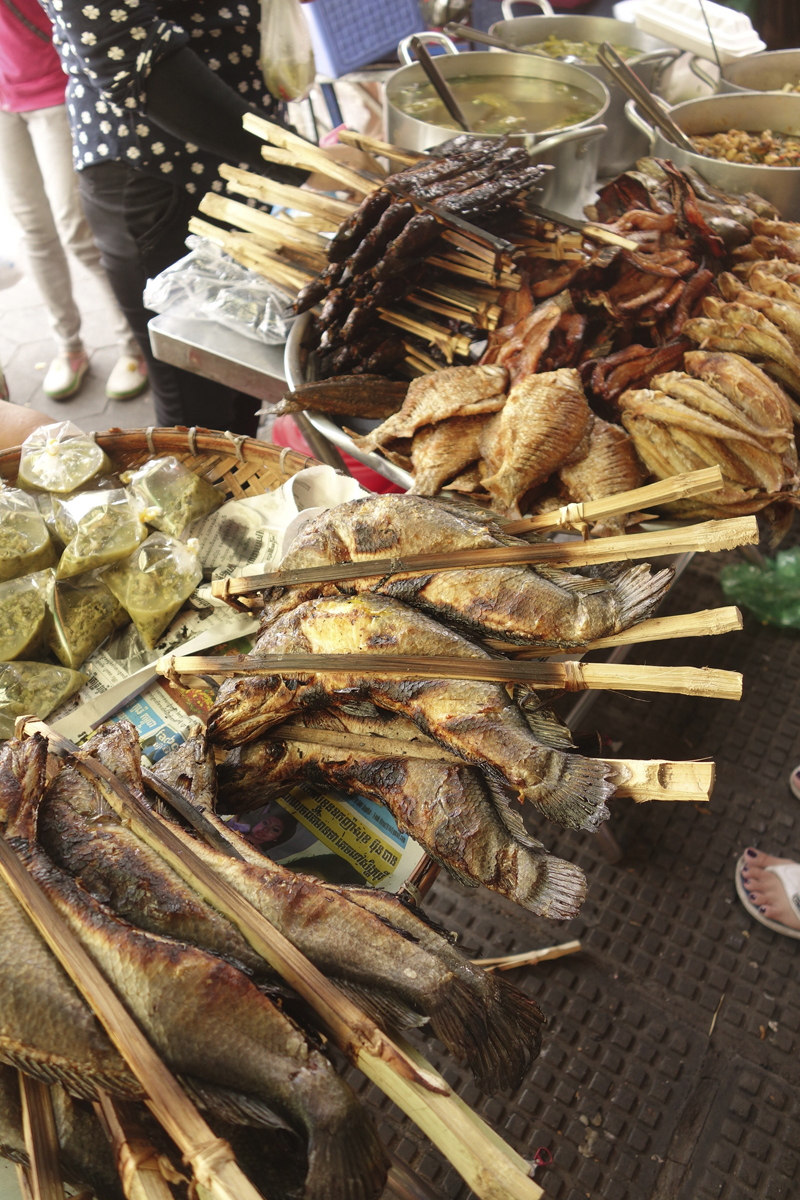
[155,732,547,1094]
[208,593,618,832]
[0,735,389,1200]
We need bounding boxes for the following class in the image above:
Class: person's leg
[24,105,147,400]
[78,163,258,433]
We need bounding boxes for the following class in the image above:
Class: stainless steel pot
[690,48,800,96]
[488,10,679,175]
[385,33,610,219]
[625,91,800,220]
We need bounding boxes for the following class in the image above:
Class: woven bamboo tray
[0,425,317,496]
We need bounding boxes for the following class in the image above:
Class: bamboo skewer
[218,164,356,221]
[492,606,744,656]
[188,219,312,292]
[378,308,471,362]
[337,129,424,167]
[159,654,742,700]
[502,465,726,534]
[18,1075,65,1200]
[199,193,329,256]
[212,515,759,600]
[242,114,379,195]
[93,1093,178,1200]
[473,941,582,971]
[20,721,542,1200]
[0,833,265,1200]
[15,1166,33,1200]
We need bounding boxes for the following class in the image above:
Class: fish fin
[179,1077,297,1134]
[332,978,428,1032]
[0,1048,141,1102]
[527,754,614,833]
[514,691,576,750]
[482,776,544,849]
[428,972,545,1095]
[515,851,587,920]
[533,566,612,594]
[303,1099,389,1200]
[420,845,481,889]
[339,886,460,944]
[614,564,675,629]
[0,735,48,840]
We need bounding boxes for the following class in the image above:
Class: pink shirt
[0,0,66,113]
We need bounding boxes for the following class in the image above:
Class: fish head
[0,733,48,841]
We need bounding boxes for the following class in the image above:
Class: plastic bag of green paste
[0,571,53,661]
[124,457,223,538]
[720,547,800,628]
[0,660,88,740]
[49,573,129,670]
[56,489,152,580]
[17,421,111,494]
[0,489,57,581]
[102,533,203,650]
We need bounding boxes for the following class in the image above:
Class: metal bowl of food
[385,33,610,217]
[690,48,800,96]
[625,91,800,220]
[489,7,679,174]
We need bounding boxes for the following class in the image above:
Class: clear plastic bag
[260,0,316,101]
[49,572,129,670]
[56,489,151,580]
[123,457,223,539]
[102,533,203,651]
[0,489,57,581]
[0,570,53,661]
[143,237,295,345]
[17,421,112,494]
[0,660,88,740]
[720,547,800,628]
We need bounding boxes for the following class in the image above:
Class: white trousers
[0,103,137,355]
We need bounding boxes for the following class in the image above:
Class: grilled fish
[275,376,408,420]
[684,350,797,437]
[407,414,490,497]
[0,736,388,1200]
[479,369,594,516]
[684,301,800,397]
[354,365,507,452]
[558,418,642,535]
[209,593,617,832]
[218,727,587,919]
[265,495,673,648]
[154,732,547,1092]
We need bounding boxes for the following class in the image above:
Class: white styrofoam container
[634,0,765,64]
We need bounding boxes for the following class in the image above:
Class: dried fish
[558,418,643,534]
[407,414,491,496]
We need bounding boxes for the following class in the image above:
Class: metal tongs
[597,41,695,153]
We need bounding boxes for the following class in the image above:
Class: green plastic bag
[720,547,800,628]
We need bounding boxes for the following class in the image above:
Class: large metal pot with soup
[489,1,680,175]
[690,48,800,97]
[625,91,800,220]
[385,33,610,219]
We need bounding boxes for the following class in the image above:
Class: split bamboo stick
[441,230,501,266]
[15,1166,33,1200]
[0,835,265,1200]
[198,193,329,255]
[18,1075,64,1200]
[218,164,356,221]
[93,1093,177,1200]
[502,465,725,534]
[494,606,744,657]
[187,220,311,292]
[21,721,543,1200]
[401,341,443,372]
[473,941,582,971]
[337,129,424,167]
[212,515,759,599]
[159,654,742,700]
[242,114,379,195]
[406,292,488,326]
[377,309,471,362]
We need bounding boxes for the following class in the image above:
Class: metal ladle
[408,35,472,132]
[444,22,582,63]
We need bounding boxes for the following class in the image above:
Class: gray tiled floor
[0,192,155,433]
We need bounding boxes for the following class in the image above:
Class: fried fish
[557,418,643,535]
[407,414,491,497]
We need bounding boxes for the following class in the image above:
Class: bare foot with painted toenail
[740,848,800,933]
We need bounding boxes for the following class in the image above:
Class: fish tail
[0,734,48,840]
[304,1104,388,1200]
[528,752,615,833]
[513,849,587,919]
[429,973,545,1094]
[615,564,675,630]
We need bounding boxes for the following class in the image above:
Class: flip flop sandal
[735,854,800,940]
[789,765,800,802]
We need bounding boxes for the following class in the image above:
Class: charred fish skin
[267,495,673,648]
[155,739,546,1093]
[218,736,587,921]
[0,739,388,1200]
[210,594,617,833]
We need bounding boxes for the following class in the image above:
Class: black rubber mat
[341,545,800,1200]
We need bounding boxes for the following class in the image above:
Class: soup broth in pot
[393,72,600,135]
